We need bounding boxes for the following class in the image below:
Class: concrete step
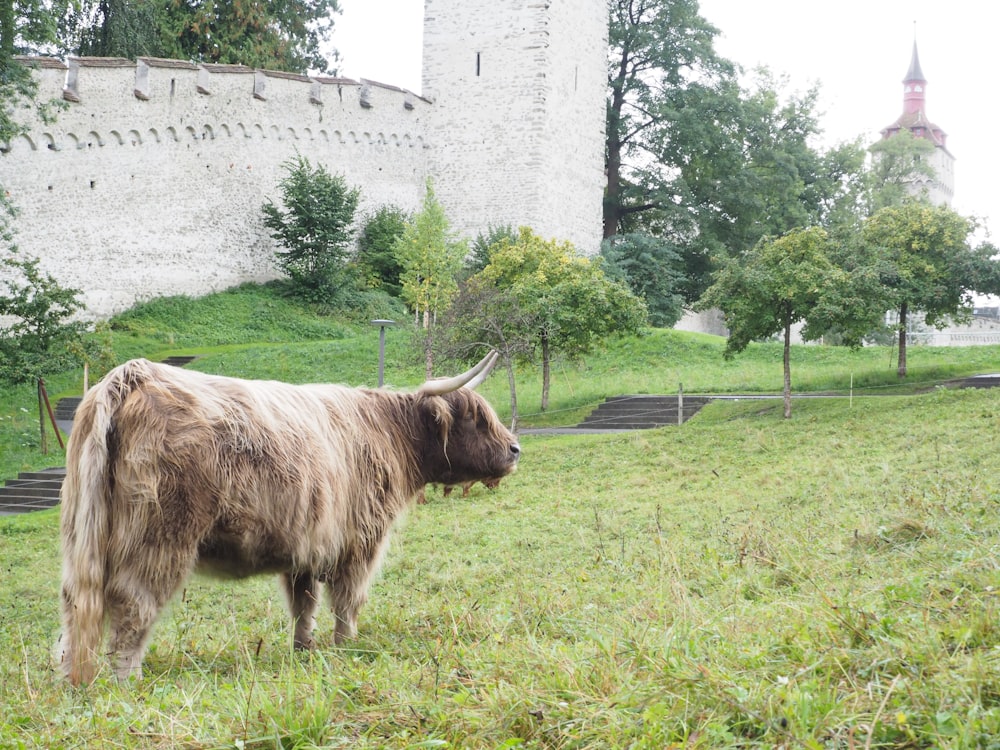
[0,484,62,498]
[960,374,1000,388]
[54,396,82,421]
[578,395,710,428]
[0,495,60,515]
[0,467,65,515]
[161,355,198,368]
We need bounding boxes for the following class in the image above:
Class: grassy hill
[2,284,999,747]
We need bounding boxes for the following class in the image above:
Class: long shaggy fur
[58,358,519,685]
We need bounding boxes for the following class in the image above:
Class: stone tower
[879,40,955,205]
[421,0,607,253]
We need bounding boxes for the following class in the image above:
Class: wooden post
[37,379,48,454]
[678,383,684,426]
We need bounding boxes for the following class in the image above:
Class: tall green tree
[477,227,647,412]
[605,0,731,240]
[59,0,162,59]
[698,227,879,418]
[394,180,466,376]
[861,203,998,378]
[52,0,339,71]
[600,233,685,327]
[262,155,360,303]
[606,0,868,303]
[158,0,339,72]
[865,130,937,212]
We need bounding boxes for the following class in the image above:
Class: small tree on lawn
[262,155,360,304]
[861,203,999,378]
[0,251,88,384]
[393,179,466,377]
[478,227,647,412]
[439,277,537,430]
[698,227,871,418]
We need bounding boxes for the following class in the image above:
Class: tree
[466,223,516,276]
[156,0,339,72]
[438,278,537,430]
[53,0,339,72]
[605,0,731,239]
[861,203,998,378]
[866,129,937,212]
[393,179,466,376]
[0,252,88,384]
[606,0,869,303]
[600,233,685,327]
[698,227,873,418]
[59,0,162,59]
[262,155,360,304]
[477,227,647,412]
[357,205,410,297]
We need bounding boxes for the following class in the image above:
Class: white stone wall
[3,0,608,320]
[423,0,606,253]
[4,57,430,318]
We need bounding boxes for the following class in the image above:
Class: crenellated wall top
[8,55,432,155]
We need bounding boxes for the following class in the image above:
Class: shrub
[262,155,360,304]
[357,205,410,297]
[0,253,89,384]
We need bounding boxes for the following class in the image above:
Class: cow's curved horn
[419,350,499,395]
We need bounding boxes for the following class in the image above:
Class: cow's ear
[423,395,454,437]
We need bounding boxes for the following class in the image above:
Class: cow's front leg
[281,571,319,650]
[327,537,391,643]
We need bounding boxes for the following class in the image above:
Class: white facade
[422,0,607,253]
[1,0,608,319]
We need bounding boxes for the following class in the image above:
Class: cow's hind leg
[327,537,392,643]
[105,548,197,681]
[281,572,320,650]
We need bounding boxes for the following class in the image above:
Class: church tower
[878,40,955,205]
[421,0,607,253]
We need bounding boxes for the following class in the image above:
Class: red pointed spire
[902,41,926,115]
[880,38,947,149]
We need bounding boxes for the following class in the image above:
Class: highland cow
[57,352,519,685]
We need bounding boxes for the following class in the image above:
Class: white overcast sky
[330,0,997,235]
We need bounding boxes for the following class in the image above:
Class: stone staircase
[0,467,66,515]
[0,355,199,515]
[956,374,1000,389]
[577,394,711,430]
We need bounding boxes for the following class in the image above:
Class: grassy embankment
[1,283,999,748]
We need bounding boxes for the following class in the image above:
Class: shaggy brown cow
[57,352,519,685]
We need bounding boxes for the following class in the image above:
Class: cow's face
[418,389,520,486]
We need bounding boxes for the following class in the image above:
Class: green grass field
[1,285,999,748]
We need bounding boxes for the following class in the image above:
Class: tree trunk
[0,0,13,65]
[424,319,434,379]
[540,332,551,411]
[897,302,908,378]
[603,48,629,239]
[506,355,519,432]
[783,319,792,419]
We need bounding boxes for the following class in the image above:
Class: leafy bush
[357,205,410,297]
[467,223,517,275]
[0,252,89,384]
[262,155,360,304]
